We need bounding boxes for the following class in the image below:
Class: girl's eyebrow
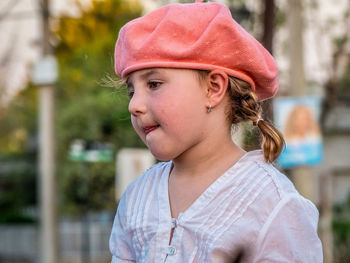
[139,69,162,80]
[126,69,162,87]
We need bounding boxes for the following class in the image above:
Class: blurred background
[0,0,349,262]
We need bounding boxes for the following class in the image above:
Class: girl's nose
[128,91,147,116]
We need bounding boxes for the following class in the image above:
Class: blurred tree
[54,0,144,215]
[333,195,350,263]
[0,85,38,223]
[0,85,38,153]
[0,153,37,223]
[0,30,38,223]
[0,0,144,221]
[0,34,17,107]
[321,2,350,125]
[260,0,275,124]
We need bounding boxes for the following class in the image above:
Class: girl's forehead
[125,68,165,85]
[128,68,163,79]
[126,68,198,83]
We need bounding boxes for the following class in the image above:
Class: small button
[167,246,176,255]
[171,218,177,228]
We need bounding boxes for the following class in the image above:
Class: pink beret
[114,1,278,101]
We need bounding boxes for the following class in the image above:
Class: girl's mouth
[143,125,160,134]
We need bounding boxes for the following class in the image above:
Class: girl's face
[126,68,209,161]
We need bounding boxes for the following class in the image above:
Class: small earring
[207,104,212,113]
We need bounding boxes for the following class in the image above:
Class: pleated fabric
[109,150,323,263]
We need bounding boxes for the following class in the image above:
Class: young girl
[109,1,323,262]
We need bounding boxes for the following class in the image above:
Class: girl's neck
[172,132,246,178]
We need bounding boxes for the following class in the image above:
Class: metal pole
[287,0,315,201]
[287,2,333,261]
[81,162,90,263]
[38,0,57,262]
[39,85,57,263]
[319,170,333,263]
[287,0,306,97]
[261,0,275,123]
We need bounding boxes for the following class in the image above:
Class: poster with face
[274,97,323,168]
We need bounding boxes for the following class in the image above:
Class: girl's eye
[126,82,134,98]
[127,89,134,98]
[147,81,162,89]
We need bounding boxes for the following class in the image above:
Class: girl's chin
[150,152,173,162]
[148,147,178,162]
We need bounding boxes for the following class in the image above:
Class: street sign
[32,55,58,85]
[69,140,114,162]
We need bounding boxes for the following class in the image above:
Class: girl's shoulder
[239,150,319,224]
[236,152,322,261]
[114,162,170,227]
[239,150,299,198]
[121,161,171,199]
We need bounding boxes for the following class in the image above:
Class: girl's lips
[143,125,159,134]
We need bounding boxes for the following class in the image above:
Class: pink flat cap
[114,1,278,101]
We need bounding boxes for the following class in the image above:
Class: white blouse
[109,150,323,262]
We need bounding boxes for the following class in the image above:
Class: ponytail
[227,77,285,163]
[253,118,285,163]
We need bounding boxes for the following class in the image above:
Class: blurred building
[0,0,91,104]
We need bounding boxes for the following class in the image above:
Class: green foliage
[0,0,145,221]
[337,60,350,96]
[241,123,261,151]
[0,85,38,153]
[0,153,37,224]
[333,196,350,262]
[54,0,144,215]
[332,32,350,97]
[55,0,142,55]
[0,85,38,223]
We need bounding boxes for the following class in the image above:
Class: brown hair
[198,70,285,163]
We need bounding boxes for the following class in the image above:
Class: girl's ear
[206,70,229,108]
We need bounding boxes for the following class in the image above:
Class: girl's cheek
[131,117,146,141]
[131,117,139,133]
